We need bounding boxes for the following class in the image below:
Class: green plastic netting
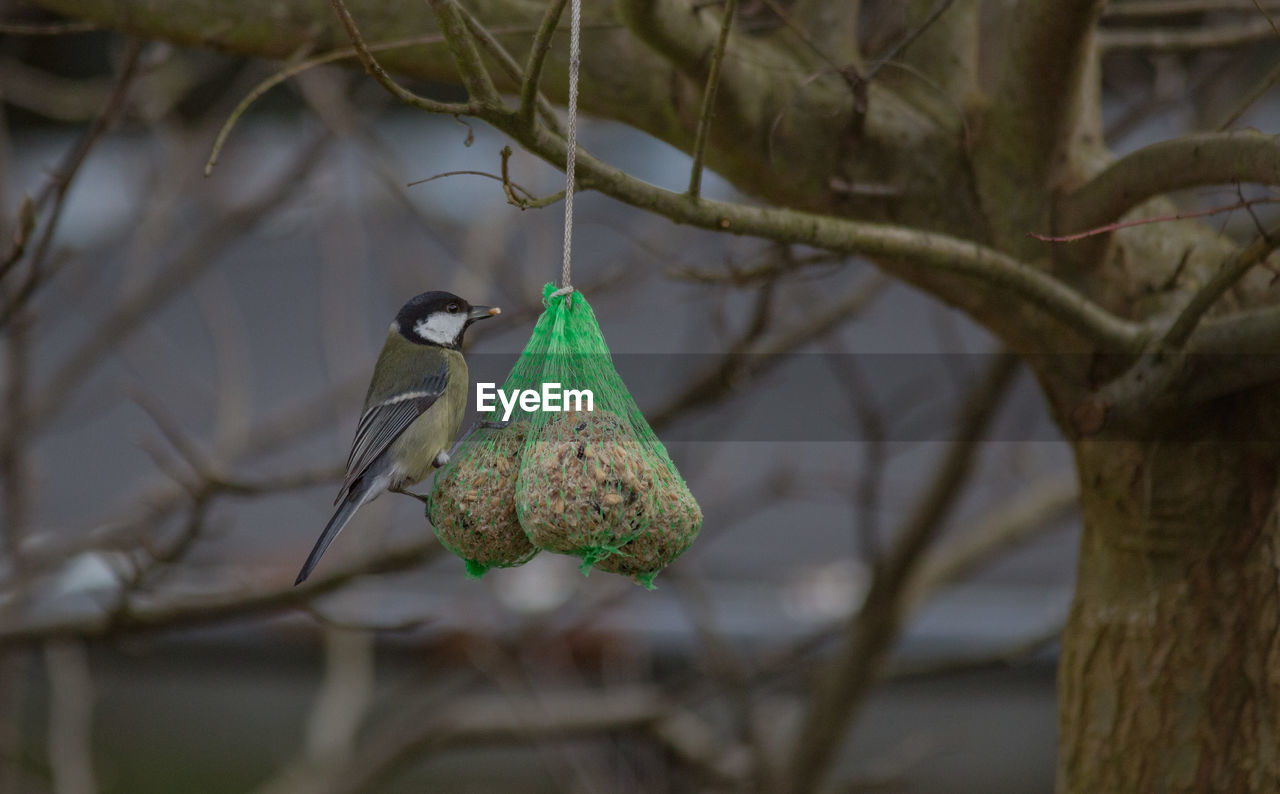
[428,284,702,588]
[424,302,550,579]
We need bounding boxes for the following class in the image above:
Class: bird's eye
[447,303,460,313]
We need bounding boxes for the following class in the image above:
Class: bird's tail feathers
[295,489,368,585]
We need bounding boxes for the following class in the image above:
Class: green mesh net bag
[428,284,702,587]
[424,318,553,578]
[513,284,702,588]
[426,419,539,578]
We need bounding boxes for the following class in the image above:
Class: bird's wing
[336,360,449,504]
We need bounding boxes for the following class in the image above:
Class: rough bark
[1062,431,1280,792]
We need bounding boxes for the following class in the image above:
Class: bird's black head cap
[395,291,498,349]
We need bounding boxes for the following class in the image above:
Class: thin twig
[754,0,866,159]
[26,134,330,433]
[1099,18,1278,50]
[0,197,35,283]
[455,3,561,131]
[0,40,141,573]
[1217,59,1280,130]
[205,24,577,175]
[134,388,343,498]
[0,539,445,646]
[688,0,737,198]
[18,375,363,578]
[0,308,31,597]
[320,0,1143,355]
[406,168,529,193]
[1057,131,1280,242]
[649,275,888,430]
[905,473,1077,612]
[329,0,1144,353]
[519,0,569,125]
[785,351,1021,794]
[0,40,142,298]
[669,249,846,284]
[823,338,888,563]
[498,145,566,209]
[866,0,959,80]
[1032,197,1280,243]
[758,0,859,78]
[424,0,502,108]
[327,0,471,115]
[1253,0,1280,36]
[316,687,666,794]
[1103,0,1280,16]
[502,116,1145,351]
[1161,223,1280,349]
[0,20,97,34]
[667,570,776,789]
[887,622,1063,681]
[1212,1,1280,128]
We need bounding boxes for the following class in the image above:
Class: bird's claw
[390,486,431,505]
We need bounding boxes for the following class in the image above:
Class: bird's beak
[469,305,501,321]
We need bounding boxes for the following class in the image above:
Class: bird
[295,291,500,585]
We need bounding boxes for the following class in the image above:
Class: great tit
[295,291,500,584]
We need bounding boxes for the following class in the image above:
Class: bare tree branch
[305,628,374,762]
[44,640,95,794]
[974,0,1107,252]
[24,133,329,434]
[0,539,443,647]
[688,0,737,198]
[667,569,775,789]
[649,274,887,429]
[647,707,755,786]
[888,621,1063,681]
[317,686,667,794]
[205,22,589,175]
[505,116,1144,350]
[1099,17,1278,50]
[1058,131,1280,239]
[0,19,98,34]
[519,0,569,125]
[785,351,1021,794]
[314,0,1148,351]
[0,39,143,323]
[1074,221,1280,432]
[669,249,846,284]
[906,473,1078,613]
[1218,58,1280,130]
[326,0,470,115]
[1162,223,1280,349]
[898,0,978,102]
[1103,0,1280,17]
[423,0,502,108]
[455,2,560,131]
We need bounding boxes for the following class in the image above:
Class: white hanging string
[549,0,581,304]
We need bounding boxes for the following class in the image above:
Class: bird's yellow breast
[389,349,468,486]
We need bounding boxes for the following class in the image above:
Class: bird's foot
[390,486,431,505]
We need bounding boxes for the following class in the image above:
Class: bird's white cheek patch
[414,313,467,345]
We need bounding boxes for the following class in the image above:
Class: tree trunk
[1058,432,1280,792]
